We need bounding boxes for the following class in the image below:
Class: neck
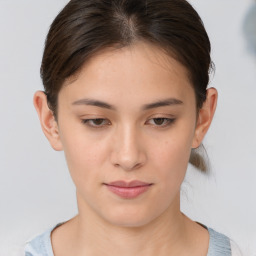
[71,193,188,256]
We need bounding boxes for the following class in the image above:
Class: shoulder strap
[24,228,54,256]
[207,228,232,256]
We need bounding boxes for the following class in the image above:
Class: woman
[25,0,241,255]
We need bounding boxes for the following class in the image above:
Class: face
[54,43,200,227]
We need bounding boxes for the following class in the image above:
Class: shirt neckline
[47,221,212,256]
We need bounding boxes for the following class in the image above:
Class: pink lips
[104,180,152,199]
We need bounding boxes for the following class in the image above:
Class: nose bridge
[111,122,145,171]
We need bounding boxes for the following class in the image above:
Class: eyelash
[81,118,176,129]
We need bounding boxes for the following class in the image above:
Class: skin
[34,42,217,256]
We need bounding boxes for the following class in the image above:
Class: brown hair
[41,0,214,171]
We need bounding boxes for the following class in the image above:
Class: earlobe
[192,87,218,148]
[33,91,63,151]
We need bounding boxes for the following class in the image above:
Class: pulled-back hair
[41,0,213,171]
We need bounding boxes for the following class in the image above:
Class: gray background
[0,0,255,255]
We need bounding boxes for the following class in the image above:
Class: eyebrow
[72,98,183,110]
[142,98,183,110]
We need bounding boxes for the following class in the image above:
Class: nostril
[133,163,142,169]
[112,155,145,171]
[113,162,141,171]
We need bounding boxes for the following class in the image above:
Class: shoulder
[24,227,55,256]
[207,227,242,256]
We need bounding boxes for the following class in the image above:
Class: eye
[81,118,110,128]
[147,118,175,127]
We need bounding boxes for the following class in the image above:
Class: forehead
[60,42,195,107]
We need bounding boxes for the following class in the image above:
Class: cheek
[59,129,109,186]
[150,128,194,182]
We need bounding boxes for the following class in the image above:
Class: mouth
[103,180,153,199]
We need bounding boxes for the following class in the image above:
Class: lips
[104,180,153,199]
[107,180,152,187]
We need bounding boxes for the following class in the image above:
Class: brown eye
[81,119,110,128]
[92,119,105,125]
[147,118,176,127]
[153,118,166,125]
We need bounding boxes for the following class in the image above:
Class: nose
[110,125,147,171]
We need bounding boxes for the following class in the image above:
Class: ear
[33,91,63,151]
[192,87,218,148]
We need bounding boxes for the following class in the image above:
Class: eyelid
[146,117,176,127]
[81,118,111,128]
[81,115,176,129]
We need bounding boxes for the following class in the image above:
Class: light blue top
[24,224,231,256]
